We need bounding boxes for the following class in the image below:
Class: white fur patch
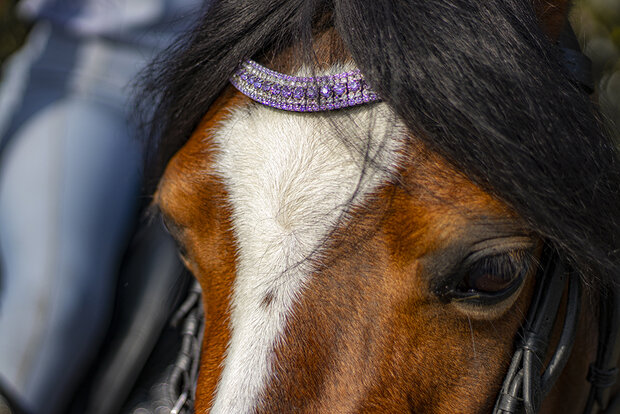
[209,95,404,413]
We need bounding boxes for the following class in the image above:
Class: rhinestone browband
[229,60,381,112]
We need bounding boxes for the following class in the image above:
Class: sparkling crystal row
[229,60,380,112]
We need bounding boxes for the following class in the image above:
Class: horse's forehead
[160,96,507,225]
[199,99,405,412]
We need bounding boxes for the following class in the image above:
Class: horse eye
[448,251,530,305]
[461,255,524,293]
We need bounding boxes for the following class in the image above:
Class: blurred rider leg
[0,1,201,413]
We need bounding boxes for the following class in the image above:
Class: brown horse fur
[154,0,604,412]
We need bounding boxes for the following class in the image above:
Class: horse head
[143,0,620,412]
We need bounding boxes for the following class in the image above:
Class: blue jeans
[0,23,150,414]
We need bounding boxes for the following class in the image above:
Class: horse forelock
[142,0,620,285]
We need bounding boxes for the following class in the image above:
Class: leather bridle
[493,249,580,414]
[493,248,620,414]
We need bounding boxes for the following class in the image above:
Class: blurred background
[572,0,620,138]
[0,0,30,67]
[1,0,619,137]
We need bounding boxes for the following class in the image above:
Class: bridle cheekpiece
[230,59,380,112]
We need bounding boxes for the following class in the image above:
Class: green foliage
[572,0,620,138]
[0,0,30,66]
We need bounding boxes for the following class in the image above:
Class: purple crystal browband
[229,60,381,112]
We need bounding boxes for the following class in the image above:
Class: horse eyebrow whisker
[468,316,477,359]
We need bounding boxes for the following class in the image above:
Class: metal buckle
[168,281,204,414]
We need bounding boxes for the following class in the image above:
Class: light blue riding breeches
[0,23,147,414]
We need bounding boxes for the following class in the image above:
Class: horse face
[154,87,566,413]
[152,1,600,412]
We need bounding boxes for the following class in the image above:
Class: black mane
[139,0,620,285]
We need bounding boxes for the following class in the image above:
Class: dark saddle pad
[67,218,196,414]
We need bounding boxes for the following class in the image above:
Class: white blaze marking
[210,92,403,413]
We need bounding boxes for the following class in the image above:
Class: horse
[139,0,620,412]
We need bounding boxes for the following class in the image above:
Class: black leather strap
[493,249,582,414]
[584,287,620,413]
[540,269,581,396]
[588,365,619,390]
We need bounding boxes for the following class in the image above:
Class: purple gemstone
[281,86,292,98]
[307,87,318,99]
[240,73,248,81]
[262,82,272,92]
[333,83,346,96]
[270,84,281,95]
[293,87,305,99]
[320,85,331,98]
[253,78,262,89]
[349,79,360,92]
